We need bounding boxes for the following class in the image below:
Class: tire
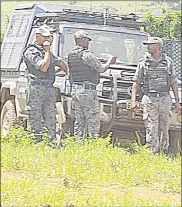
[1,100,17,136]
[169,130,181,156]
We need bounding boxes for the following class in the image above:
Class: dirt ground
[2,169,181,206]
[83,184,181,204]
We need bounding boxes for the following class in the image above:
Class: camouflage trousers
[142,94,172,152]
[26,83,56,141]
[72,86,100,138]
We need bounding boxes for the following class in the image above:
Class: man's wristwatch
[175,97,180,102]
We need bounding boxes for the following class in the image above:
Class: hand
[43,40,51,52]
[109,56,117,64]
[131,101,137,109]
[175,101,180,113]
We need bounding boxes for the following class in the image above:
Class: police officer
[23,25,68,142]
[68,30,117,138]
[131,37,180,153]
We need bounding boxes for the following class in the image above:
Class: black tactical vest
[142,54,171,93]
[68,47,100,84]
[23,43,56,84]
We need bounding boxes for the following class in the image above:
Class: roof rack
[33,7,150,30]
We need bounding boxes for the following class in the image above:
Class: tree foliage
[0,13,10,45]
[144,9,181,40]
[69,0,77,5]
[156,0,181,6]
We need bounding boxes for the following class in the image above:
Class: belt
[72,83,96,90]
[31,81,52,87]
[148,92,169,97]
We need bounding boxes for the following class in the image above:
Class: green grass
[1,126,181,207]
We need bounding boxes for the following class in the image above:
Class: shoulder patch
[84,49,91,53]
[24,47,38,56]
[27,46,40,52]
[23,46,42,60]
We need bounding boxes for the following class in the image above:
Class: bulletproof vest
[142,54,171,93]
[68,47,100,84]
[23,43,56,83]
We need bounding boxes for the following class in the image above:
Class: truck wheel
[1,100,17,136]
[169,130,181,156]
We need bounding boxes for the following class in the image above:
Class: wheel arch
[1,87,16,110]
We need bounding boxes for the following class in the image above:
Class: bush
[144,9,181,40]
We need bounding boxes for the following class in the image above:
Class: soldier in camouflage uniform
[131,37,180,153]
[23,25,68,142]
[68,30,116,138]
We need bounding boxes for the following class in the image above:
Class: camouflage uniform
[72,83,100,138]
[133,52,178,152]
[68,45,104,138]
[24,42,62,141]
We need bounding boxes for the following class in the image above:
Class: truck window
[62,28,148,64]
